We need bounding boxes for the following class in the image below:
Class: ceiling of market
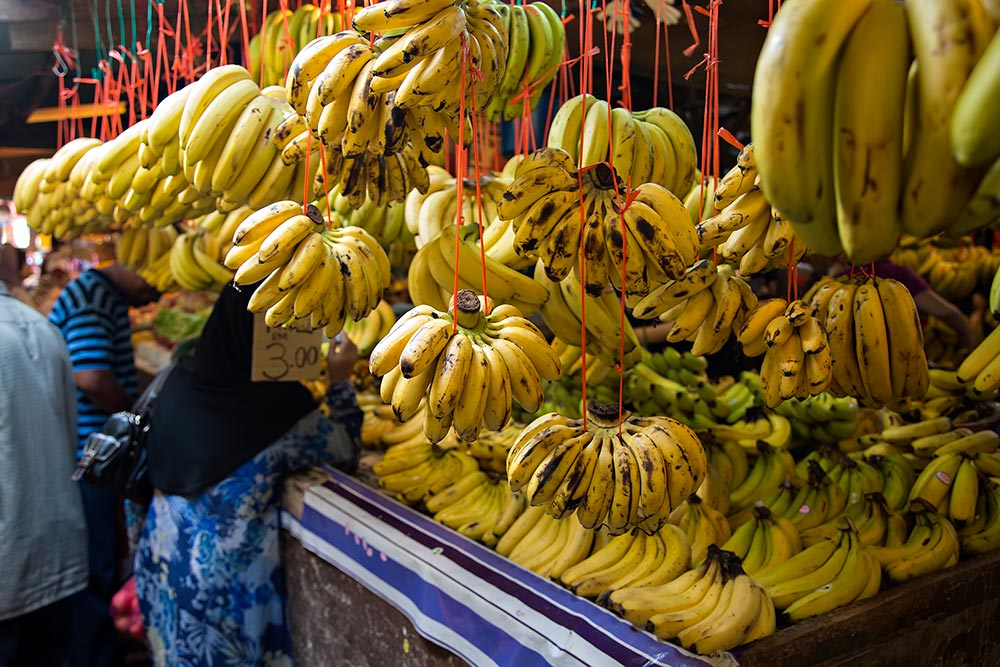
[0,0,768,196]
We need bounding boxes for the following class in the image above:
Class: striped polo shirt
[49,269,139,456]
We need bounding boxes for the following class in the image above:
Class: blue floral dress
[133,386,360,667]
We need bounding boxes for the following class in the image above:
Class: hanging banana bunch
[226,201,390,334]
[807,276,930,407]
[547,95,699,199]
[496,146,699,298]
[507,401,707,536]
[696,143,809,274]
[368,290,561,443]
[632,262,757,356]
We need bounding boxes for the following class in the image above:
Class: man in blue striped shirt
[49,263,159,667]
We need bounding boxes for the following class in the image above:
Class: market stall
[8,0,1000,664]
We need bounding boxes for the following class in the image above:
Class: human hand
[326,334,359,383]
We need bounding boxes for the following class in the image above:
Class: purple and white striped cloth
[281,468,732,667]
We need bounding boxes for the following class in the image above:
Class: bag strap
[132,361,176,417]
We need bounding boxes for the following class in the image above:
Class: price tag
[251,312,323,382]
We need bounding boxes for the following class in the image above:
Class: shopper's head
[101,263,161,307]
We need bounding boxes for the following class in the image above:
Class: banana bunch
[683,176,717,224]
[507,401,707,535]
[371,439,480,505]
[809,277,930,408]
[117,225,181,293]
[775,393,860,446]
[343,300,397,356]
[482,1,564,121]
[536,265,643,368]
[710,410,789,451]
[361,401,425,450]
[871,508,960,584]
[554,339,621,387]
[168,226,235,293]
[466,422,522,473]
[408,224,549,316]
[352,0,508,114]
[756,518,880,622]
[496,147,698,298]
[495,505,595,578]
[624,364,721,431]
[117,225,179,272]
[922,319,968,370]
[869,453,917,513]
[826,455,884,507]
[547,95,698,199]
[633,261,757,357]
[180,66,320,209]
[369,290,560,442]
[751,0,1000,253]
[721,505,802,576]
[695,463,731,514]
[727,443,797,518]
[561,524,691,599]
[228,201,391,333]
[908,433,1000,519]
[15,139,115,238]
[956,324,1000,396]
[706,439,750,497]
[757,300,833,407]
[608,546,776,653]
[282,31,436,206]
[404,167,523,266]
[697,144,809,274]
[777,460,848,532]
[799,491,907,550]
[424,470,526,547]
[667,494,732,563]
[249,4,343,87]
[958,479,1000,556]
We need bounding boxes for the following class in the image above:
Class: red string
[718,126,743,151]
[467,54,490,313]
[452,36,470,334]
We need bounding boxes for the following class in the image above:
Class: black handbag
[72,363,174,502]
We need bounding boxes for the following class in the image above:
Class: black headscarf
[147,282,315,497]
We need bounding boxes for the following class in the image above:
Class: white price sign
[251,312,323,382]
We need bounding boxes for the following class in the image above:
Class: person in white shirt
[0,258,88,666]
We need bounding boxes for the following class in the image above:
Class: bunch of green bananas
[369,290,560,442]
[547,95,698,200]
[726,443,798,519]
[228,201,391,334]
[249,4,343,88]
[755,518,881,622]
[424,470,525,547]
[775,392,860,445]
[507,401,707,535]
[561,524,691,599]
[750,0,1000,257]
[482,2,564,122]
[607,546,776,653]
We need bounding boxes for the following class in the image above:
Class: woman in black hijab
[132,283,361,667]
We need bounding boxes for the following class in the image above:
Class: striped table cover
[281,468,734,667]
